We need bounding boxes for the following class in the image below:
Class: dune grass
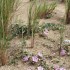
[0,0,19,39]
[0,0,19,65]
[33,1,56,19]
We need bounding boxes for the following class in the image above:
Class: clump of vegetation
[10,24,28,37]
[27,0,40,48]
[58,24,66,55]
[0,0,19,36]
[10,23,39,38]
[34,1,56,19]
[39,23,65,33]
[0,0,19,65]
[39,23,66,56]
[27,0,56,48]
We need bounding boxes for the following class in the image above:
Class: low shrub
[39,23,65,31]
[10,24,28,37]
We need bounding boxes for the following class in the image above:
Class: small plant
[10,24,28,38]
[23,56,30,62]
[60,48,66,56]
[59,25,65,55]
[32,55,39,63]
[28,0,39,48]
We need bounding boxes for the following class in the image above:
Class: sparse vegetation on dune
[0,0,70,70]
